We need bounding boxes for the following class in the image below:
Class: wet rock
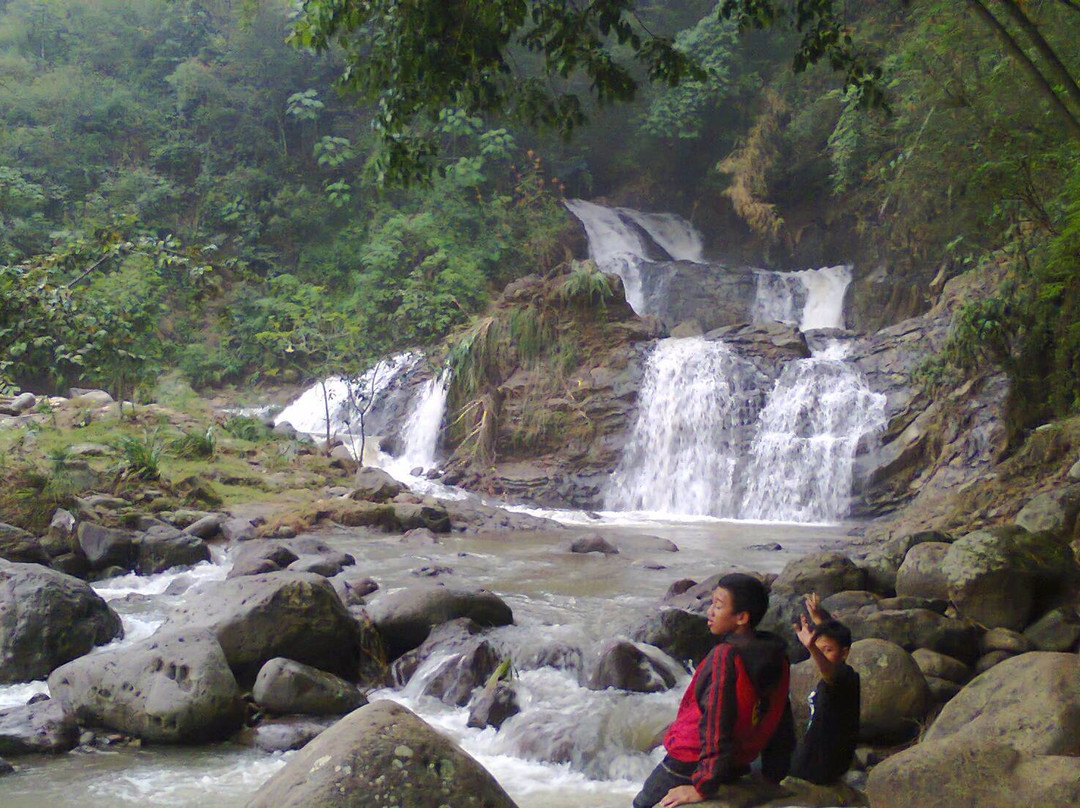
[163,572,363,682]
[867,737,1080,808]
[247,700,517,808]
[287,553,352,577]
[390,619,486,688]
[219,518,257,542]
[631,608,715,668]
[894,542,950,601]
[923,652,1080,755]
[467,682,520,729]
[235,716,337,752]
[1023,606,1080,652]
[588,640,678,693]
[942,526,1075,630]
[252,657,366,716]
[569,533,620,555]
[329,573,378,607]
[48,627,243,744]
[663,579,697,600]
[348,467,405,502]
[421,640,501,706]
[135,524,210,575]
[523,641,583,672]
[0,757,12,775]
[393,503,451,533]
[411,564,453,577]
[367,584,513,660]
[0,524,49,565]
[0,562,123,683]
[771,552,866,599]
[0,698,78,755]
[401,527,440,544]
[911,649,969,685]
[747,542,782,552]
[75,522,136,570]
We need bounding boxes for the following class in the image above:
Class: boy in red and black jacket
[633,573,795,808]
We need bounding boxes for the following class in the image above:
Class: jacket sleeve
[760,696,795,783]
[691,645,739,797]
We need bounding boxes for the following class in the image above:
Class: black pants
[632,756,697,808]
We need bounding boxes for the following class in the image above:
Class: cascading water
[740,342,887,522]
[381,372,449,477]
[564,199,703,314]
[751,264,852,330]
[605,338,767,515]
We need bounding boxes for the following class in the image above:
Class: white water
[752,264,852,330]
[741,342,887,522]
[274,351,421,438]
[564,199,704,314]
[606,338,763,515]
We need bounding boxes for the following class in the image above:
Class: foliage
[168,426,216,459]
[558,261,620,309]
[115,430,164,481]
[221,415,273,442]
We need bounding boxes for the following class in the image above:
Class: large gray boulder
[0,524,50,565]
[588,640,678,694]
[76,522,137,570]
[366,584,513,659]
[894,542,950,601]
[1014,483,1080,536]
[846,638,930,743]
[164,572,362,681]
[252,658,367,716]
[921,652,1080,756]
[349,467,404,502]
[246,700,518,808]
[135,524,210,575]
[771,552,866,599]
[942,526,1076,630]
[867,737,1080,808]
[839,607,982,664]
[854,531,952,595]
[0,562,123,683]
[48,627,243,743]
[0,698,78,755]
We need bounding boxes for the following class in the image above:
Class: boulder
[287,554,352,577]
[1014,483,1080,536]
[922,652,1080,756]
[467,682,520,729]
[894,542,950,601]
[771,552,866,599]
[47,627,243,743]
[41,509,77,557]
[0,524,50,565]
[390,619,486,688]
[163,572,362,681]
[847,639,931,743]
[974,649,1013,674]
[0,698,78,755]
[587,640,678,693]
[0,562,123,683]
[867,737,1080,808]
[980,627,1034,655]
[235,716,337,752]
[568,533,620,555]
[942,526,1075,630]
[631,608,715,668]
[366,585,513,660]
[135,524,210,575]
[252,657,366,716]
[911,649,969,685]
[924,675,963,704]
[246,700,517,808]
[854,531,953,596]
[838,608,982,664]
[420,640,501,706]
[349,467,405,502]
[219,518,258,542]
[227,541,299,578]
[182,513,225,540]
[1023,606,1080,652]
[75,522,136,570]
[393,503,451,533]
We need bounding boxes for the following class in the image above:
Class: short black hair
[815,620,853,649]
[716,573,769,628]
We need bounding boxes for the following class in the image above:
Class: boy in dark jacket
[790,593,860,785]
[633,573,795,808]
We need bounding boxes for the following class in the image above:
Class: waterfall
[740,342,887,522]
[564,199,704,314]
[382,372,449,476]
[274,352,421,438]
[752,265,852,330]
[605,338,766,515]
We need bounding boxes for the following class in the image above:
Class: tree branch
[990,0,1080,115]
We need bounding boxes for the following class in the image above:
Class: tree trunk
[963,0,1080,139]
[991,0,1080,115]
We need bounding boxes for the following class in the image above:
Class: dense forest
[2,0,1078,436]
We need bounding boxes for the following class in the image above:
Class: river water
[0,512,855,807]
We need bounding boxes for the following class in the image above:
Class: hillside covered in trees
[2,0,1079,440]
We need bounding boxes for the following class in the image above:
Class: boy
[790,593,860,785]
[633,573,795,808]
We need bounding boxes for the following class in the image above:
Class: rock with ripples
[246,700,517,808]
[47,627,243,743]
[164,572,363,682]
[0,562,123,683]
